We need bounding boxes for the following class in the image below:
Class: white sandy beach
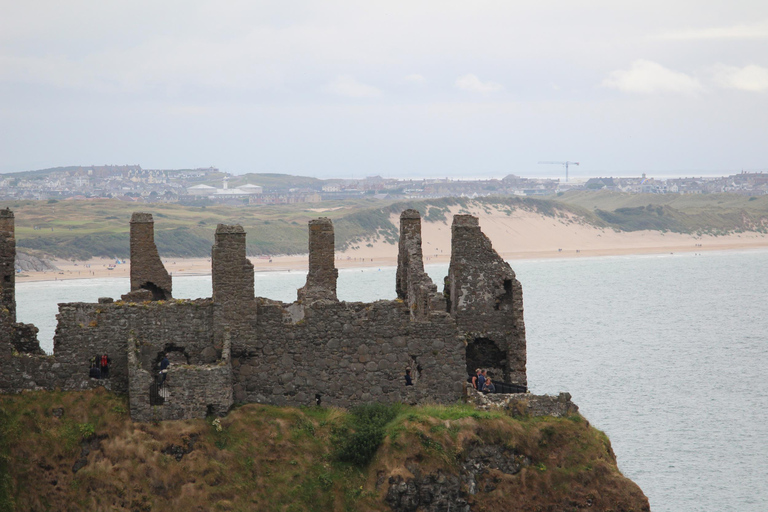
[17,207,768,283]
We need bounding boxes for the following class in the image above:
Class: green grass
[0,389,650,511]
[8,191,762,261]
[556,190,768,234]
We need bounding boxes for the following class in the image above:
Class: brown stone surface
[129,212,172,300]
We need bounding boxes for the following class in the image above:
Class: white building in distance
[187,179,263,197]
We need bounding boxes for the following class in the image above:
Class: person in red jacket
[100,354,111,379]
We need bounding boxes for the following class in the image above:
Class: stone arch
[154,345,190,369]
[466,337,507,381]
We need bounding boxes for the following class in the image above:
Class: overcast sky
[1,1,767,178]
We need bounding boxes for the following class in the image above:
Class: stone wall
[466,388,579,418]
[232,299,467,408]
[128,212,172,300]
[0,209,16,321]
[445,215,527,387]
[128,336,232,422]
[52,299,215,394]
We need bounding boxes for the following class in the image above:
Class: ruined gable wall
[52,300,215,394]
[231,300,466,408]
[129,213,172,300]
[396,209,446,320]
[446,215,527,387]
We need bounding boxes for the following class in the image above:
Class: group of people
[471,368,495,394]
[88,354,111,379]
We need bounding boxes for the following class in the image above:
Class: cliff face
[0,389,649,512]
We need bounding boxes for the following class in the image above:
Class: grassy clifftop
[0,389,648,512]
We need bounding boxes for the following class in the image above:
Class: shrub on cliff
[334,403,401,467]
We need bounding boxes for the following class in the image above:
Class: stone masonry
[126,212,172,300]
[0,209,534,421]
[212,224,255,351]
[0,209,16,322]
[297,217,338,302]
[396,209,445,321]
[445,215,527,387]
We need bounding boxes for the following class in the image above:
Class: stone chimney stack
[0,209,16,322]
[212,224,254,306]
[298,218,338,302]
[396,209,424,301]
[212,224,255,348]
[129,213,172,300]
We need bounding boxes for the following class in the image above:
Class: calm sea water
[17,250,768,512]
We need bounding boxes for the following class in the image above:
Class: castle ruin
[0,208,529,422]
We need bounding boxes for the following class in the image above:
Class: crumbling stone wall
[396,210,445,321]
[0,208,45,358]
[445,215,527,387]
[466,388,579,417]
[128,213,172,300]
[52,299,215,394]
[0,209,16,321]
[128,336,232,422]
[297,218,338,302]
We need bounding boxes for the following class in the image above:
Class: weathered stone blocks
[129,213,172,300]
[298,218,338,302]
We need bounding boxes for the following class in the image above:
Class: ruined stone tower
[445,215,527,387]
[0,209,16,322]
[129,213,172,300]
[298,217,338,302]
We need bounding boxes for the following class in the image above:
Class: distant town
[1,165,767,205]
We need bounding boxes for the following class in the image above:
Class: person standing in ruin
[159,353,170,386]
[477,370,486,393]
[483,377,495,394]
[404,367,413,386]
[472,368,481,390]
[100,353,111,379]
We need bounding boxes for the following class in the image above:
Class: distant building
[187,184,217,196]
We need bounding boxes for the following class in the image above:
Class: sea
[17,249,768,512]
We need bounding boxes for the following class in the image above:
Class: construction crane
[538,161,580,182]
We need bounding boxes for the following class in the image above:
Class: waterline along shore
[17,223,768,283]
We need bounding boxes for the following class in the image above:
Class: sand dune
[17,205,768,283]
